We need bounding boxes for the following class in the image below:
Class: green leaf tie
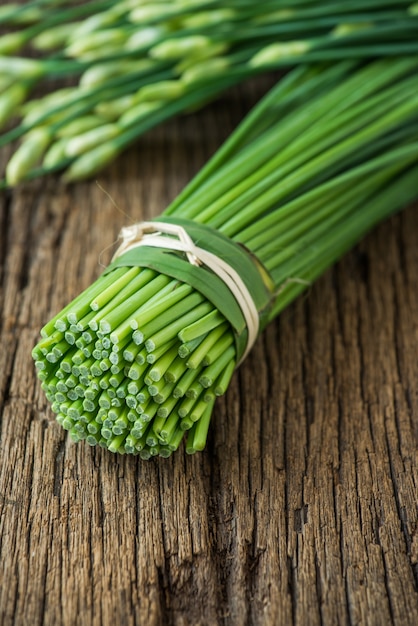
[107,217,275,364]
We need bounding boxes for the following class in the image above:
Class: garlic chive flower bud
[0,31,27,54]
[43,139,69,170]
[181,9,236,28]
[0,83,28,128]
[95,96,137,122]
[6,128,52,186]
[125,28,165,51]
[65,29,129,58]
[20,88,78,127]
[70,10,126,39]
[134,80,185,103]
[249,41,311,68]
[175,42,229,73]
[150,36,212,60]
[80,60,155,88]
[0,55,44,78]
[118,101,162,128]
[129,4,177,23]
[57,115,105,139]
[0,4,42,24]
[65,124,120,158]
[182,59,230,85]
[63,143,119,182]
[33,24,76,51]
[332,23,374,38]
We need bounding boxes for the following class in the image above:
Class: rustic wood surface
[0,78,417,626]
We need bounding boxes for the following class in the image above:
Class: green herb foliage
[32,57,418,456]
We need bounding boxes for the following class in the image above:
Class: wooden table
[1,78,418,626]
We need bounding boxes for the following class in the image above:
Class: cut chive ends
[32,217,277,458]
[32,263,240,458]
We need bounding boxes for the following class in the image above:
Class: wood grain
[0,78,417,626]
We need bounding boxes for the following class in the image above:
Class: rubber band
[112,221,261,363]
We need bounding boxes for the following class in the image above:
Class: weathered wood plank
[0,79,417,626]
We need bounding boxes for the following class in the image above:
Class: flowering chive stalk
[32,57,418,457]
[0,0,418,185]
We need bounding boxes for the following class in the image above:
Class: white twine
[112,221,259,363]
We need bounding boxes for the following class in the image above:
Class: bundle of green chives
[32,56,418,458]
[1,0,417,185]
